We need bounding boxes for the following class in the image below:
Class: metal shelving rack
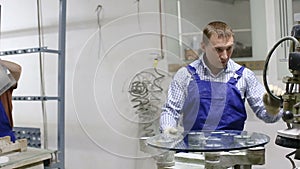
[1,0,67,168]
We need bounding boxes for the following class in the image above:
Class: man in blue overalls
[0,60,22,142]
[160,21,283,135]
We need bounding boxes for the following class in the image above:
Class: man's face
[202,34,234,69]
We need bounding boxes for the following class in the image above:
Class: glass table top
[146,130,270,152]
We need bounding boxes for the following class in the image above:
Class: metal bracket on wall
[0,47,60,56]
[14,127,41,148]
[13,96,59,101]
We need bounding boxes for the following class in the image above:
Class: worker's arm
[0,60,22,81]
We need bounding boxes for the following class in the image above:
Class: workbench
[0,147,56,169]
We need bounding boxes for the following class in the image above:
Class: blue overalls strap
[186,65,201,82]
[228,66,245,85]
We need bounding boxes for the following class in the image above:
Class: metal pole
[57,0,66,168]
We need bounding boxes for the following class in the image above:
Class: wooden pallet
[0,136,27,155]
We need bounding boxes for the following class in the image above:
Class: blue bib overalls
[0,100,15,142]
[182,65,247,132]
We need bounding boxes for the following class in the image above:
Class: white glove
[263,85,284,115]
[163,127,178,135]
[163,127,184,142]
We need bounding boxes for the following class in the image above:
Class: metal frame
[5,0,67,168]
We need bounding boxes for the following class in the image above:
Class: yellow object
[153,58,158,68]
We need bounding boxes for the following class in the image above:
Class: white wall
[1,0,300,169]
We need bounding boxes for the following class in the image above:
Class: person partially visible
[0,60,22,142]
[160,21,283,135]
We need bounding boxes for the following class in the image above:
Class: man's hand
[163,127,178,135]
[162,127,184,142]
[263,85,284,115]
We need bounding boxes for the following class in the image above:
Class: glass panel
[147,130,270,152]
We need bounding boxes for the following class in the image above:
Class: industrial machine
[263,23,300,168]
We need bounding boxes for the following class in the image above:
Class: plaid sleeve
[245,69,282,123]
[160,67,191,131]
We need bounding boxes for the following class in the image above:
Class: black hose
[263,36,299,101]
[285,150,297,169]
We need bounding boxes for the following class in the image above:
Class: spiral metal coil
[129,68,165,137]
